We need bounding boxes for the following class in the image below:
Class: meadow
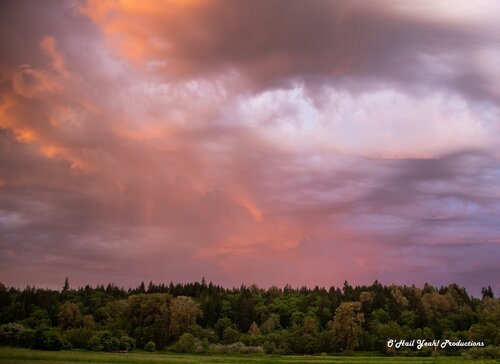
[0,348,498,364]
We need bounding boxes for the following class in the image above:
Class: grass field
[0,347,498,364]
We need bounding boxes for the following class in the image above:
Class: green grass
[0,347,498,364]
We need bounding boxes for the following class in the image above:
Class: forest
[0,279,498,359]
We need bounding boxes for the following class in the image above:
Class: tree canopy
[0,280,498,357]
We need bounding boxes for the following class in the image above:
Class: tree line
[0,279,498,358]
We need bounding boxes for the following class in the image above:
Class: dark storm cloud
[83,0,500,103]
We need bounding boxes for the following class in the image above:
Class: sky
[0,0,499,295]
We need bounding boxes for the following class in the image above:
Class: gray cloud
[81,0,500,104]
[0,1,499,294]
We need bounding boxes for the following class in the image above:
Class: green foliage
[208,342,264,354]
[32,328,70,351]
[481,286,494,300]
[462,345,500,359]
[222,326,240,344]
[0,279,498,356]
[0,323,26,346]
[262,330,292,354]
[119,335,136,351]
[262,340,276,354]
[126,293,170,349]
[215,317,232,338]
[22,308,51,329]
[186,323,218,343]
[88,331,119,352]
[289,316,320,354]
[144,341,156,352]
[170,332,204,353]
[82,315,96,329]
[468,322,499,345]
[63,328,94,349]
[57,302,81,329]
[399,310,416,327]
[480,297,500,325]
[260,314,279,334]
[331,302,365,352]
[370,321,404,353]
[169,296,202,339]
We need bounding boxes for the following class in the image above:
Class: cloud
[0,0,499,294]
[82,0,500,101]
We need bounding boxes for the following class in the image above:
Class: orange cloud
[11,65,63,98]
[40,36,70,78]
[39,144,93,173]
[116,125,170,141]
[0,36,94,174]
[234,193,262,223]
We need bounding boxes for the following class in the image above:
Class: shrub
[88,335,103,351]
[263,340,276,354]
[88,331,119,352]
[240,333,265,347]
[415,346,433,357]
[208,342,264,354]
[144,341,156,352]
[33,328,70,351]
[19,328,35,348]
[187,324,218,343]
[463,345,500,359]
[171,333,205,353]
[222,327,240,344]
[0,323,26,346]
[119,335,136,351]
[64,328,94,349]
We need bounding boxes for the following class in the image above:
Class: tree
[172,332,203,353]
[248,321,260,336]
[260,314,279,334]
[342,281,354,301]
[186,323,218,343]
[303,316,318,336]
[291,316,320,354]
[215,317,233,339]
[359,291,374,316]
[482,286,494,299]
[23,308,51,329]
[330,301,365,352]
[480,297,500,324]
[82,315,95,329]
[222,326,240,344]
[469,297,500,345]
[0,278,496,354]
[57,302,81,329]
[63,278,70,292]
[126,293,171,348]
[388,287,408,321]
[169,296,202,339]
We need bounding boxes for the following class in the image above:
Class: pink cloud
[0,0,498,295]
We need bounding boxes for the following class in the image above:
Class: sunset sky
[1,0,499,295]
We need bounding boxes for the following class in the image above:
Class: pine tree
[62,277,70,292]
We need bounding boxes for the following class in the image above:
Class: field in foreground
[0,348,498,364]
